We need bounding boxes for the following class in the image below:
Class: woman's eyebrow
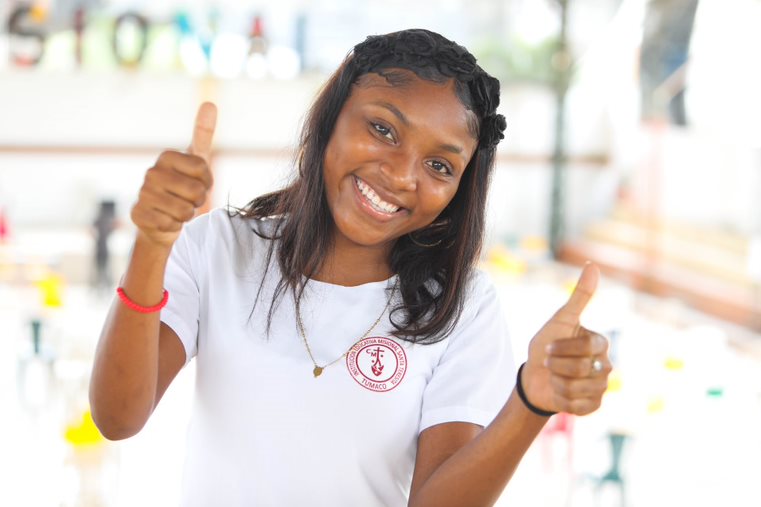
[440,143,463,156]
[372,101,410,126]
[371,101,465,156]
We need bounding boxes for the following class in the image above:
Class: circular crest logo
[346,336,407,392]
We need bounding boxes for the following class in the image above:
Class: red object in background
[0,208,8,242]
[248,15,267,55]
[250,15,264,39]
[540,412,575,472]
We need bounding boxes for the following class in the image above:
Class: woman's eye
[429,160,453,175]
[371,122,394,141]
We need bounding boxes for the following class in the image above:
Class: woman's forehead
[349,72,478,142]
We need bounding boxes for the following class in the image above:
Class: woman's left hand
[522,263,612,416]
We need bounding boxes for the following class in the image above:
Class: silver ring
[591,358,603,374]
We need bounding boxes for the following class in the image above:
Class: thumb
[559,262,599,323]
[188,101,218,164]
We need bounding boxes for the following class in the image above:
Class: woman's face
[323,71,478,253]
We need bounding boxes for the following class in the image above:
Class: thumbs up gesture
[130,102,217,249]
[521,263,611,416]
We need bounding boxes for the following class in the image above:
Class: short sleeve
[160,224,202,367]
[419,273,516,432]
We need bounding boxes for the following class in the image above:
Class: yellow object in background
[647,397,665,414]
[520,235,548,254]
[30,4,49,23]
[485,245,527,275]
[35,273,64,308]
[664,357,685,371]
[607,370,623,393]
[563,279,577,296]
[65,410,105,447]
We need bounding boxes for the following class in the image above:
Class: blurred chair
[595,432,628,507]
[541,412,574,472]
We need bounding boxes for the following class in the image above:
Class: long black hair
[232,29,507,344]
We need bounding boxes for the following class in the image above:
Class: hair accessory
[516,362,557,417]
[116,287,169,313]
[480,114,507,148]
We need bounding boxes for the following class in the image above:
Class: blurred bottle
[249,15,268,56]
[17,319,55,414]
[246,15,268,79]
[91,200,117,294]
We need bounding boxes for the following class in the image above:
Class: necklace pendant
[313,366,324,378]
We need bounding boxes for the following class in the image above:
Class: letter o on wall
[112,12,149,67]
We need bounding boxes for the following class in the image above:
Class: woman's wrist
[515,362,557,417]
[118,233,173,307]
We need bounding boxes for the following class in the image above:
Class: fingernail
[543,358,549,367]
[545,344,553,354]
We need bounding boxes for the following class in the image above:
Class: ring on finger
[591,358,603,375]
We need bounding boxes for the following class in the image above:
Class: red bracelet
[116,287,169,313]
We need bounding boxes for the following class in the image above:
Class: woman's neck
[311,236,394,287]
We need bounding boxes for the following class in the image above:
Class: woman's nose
[379,154,417,193]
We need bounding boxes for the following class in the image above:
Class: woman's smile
[354,175,404,219]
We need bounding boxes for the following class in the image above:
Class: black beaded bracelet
[516,362,557,417]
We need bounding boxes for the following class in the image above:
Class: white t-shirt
[160,208,516,507]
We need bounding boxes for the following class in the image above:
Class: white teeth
[356,178,400,214]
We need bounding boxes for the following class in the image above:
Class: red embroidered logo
[346,336,407,392]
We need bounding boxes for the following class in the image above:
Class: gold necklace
[296,280,397,378]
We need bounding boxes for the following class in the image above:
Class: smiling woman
[239,32,507,342]
[89,28,612,507]
[322,73,477,278]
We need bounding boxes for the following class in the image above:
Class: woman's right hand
[130,102,218,249]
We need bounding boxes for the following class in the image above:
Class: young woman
[90,29,611,506]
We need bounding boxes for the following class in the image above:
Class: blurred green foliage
[475,36,562,86]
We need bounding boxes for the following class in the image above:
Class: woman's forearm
[409,389,549,507]
[89,233,172,439]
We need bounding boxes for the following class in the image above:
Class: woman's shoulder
[184,207,281,239]
[175,208,280,268]
[465,268,497,301]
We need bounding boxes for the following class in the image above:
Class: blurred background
[2,0,761,505]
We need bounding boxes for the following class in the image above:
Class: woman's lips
[353,176,404,221]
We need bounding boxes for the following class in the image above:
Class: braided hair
[352,30,506,149]
[237,28,506,344]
